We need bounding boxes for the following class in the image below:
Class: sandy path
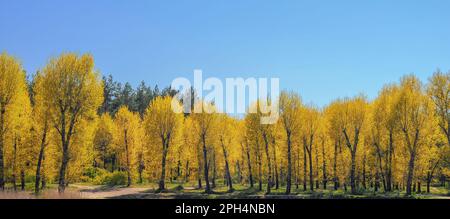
[68,184,450,199]
[71,185,150,199]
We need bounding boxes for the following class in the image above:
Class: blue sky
[1,0,450,106]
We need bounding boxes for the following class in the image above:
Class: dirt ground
[70,184,450,199]
[1,184,449,199]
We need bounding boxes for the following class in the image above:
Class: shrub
[82,167,127,186]
[92,171,126,186]
[106,172,127,186]
[83,167,110,184]
[83,167,99,179]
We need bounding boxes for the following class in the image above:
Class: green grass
[100,182,450,199]
[2,181,449,199]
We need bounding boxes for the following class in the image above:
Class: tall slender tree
[278,92,302,194]
[144,96,182,191]
[0,53,31,190]
[38,53,103,193]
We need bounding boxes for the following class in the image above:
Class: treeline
[0,52,449,196]
[99,75,177,117]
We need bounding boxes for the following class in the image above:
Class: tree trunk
[386,131,394,192]
[20,169,25,191]
[58,112,77,193]
[202,135,211,193]
[303,141,307,191]
[58,142,69,193]
[315,144,319,190]
[159,148,168,191]
[406,152,416,195]
[343,129,359,194]
[103,143,107,170]
[236,162,242,183]
[286,131,292,194]
[124,130,131,187]
[333,141,338,190]
[138,155,144,184]
[197,144,202,189]
[258,152,262,191]
[12,137,17,191]
[322,139,327,190]
[35,123,48,193]
[212,150,217,189]
[220,140,233,191]
[245,141,254,188]
[362,154,366,190]
[375,146,387,191]
[0,139,4,190]
[275,164,279,190]
[350,150,357,194]
[176,160,181,180]
[198,178,202,189]
[280,167,284,186]
[263,134,272,194]
[12,173,17,191]
[272,140,279,190]
[309,151,313,191]
[306,140,314,191]
[185,160,190,182]
[375,172,379,192]
[0,108,5,190]
[138,168,143,184]
[41,174,46,189]
[158,136,170,191]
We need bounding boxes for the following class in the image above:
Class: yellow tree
[133,119,146,184]
[395,75,432,195]
[426,70,450,192]
[300,105,320,191]
[271,121,284,189]
[66,118,97,185]
[32,72,54,193]
[316,122,332,189]
[114,106,140,187]
[245,100,278,193]
[5,79,32,191]
[245,107,264,191]
[278,91,302,194]
[416,129,442,193]
[0,53,29,190]
[257,100,276,194]
[238,120,254,188]
[144,96,182,191]
[341,95,367,194]
[38,53,103,193]
[324,100,345,190]
[93,114,115,170]
[423,131,447,193]
[217,114,237,192]
[180,116,201,185]
[369,84,400,191]
[191,102,218,193]
[428,70,450,147]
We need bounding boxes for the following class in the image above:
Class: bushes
[94,171,127,186]
[105,172,127,186]
[83,167,127,186]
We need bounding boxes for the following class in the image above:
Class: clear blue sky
[1,0,450,106]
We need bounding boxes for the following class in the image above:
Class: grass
[101,182,450,199]
[1,181,449,199]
